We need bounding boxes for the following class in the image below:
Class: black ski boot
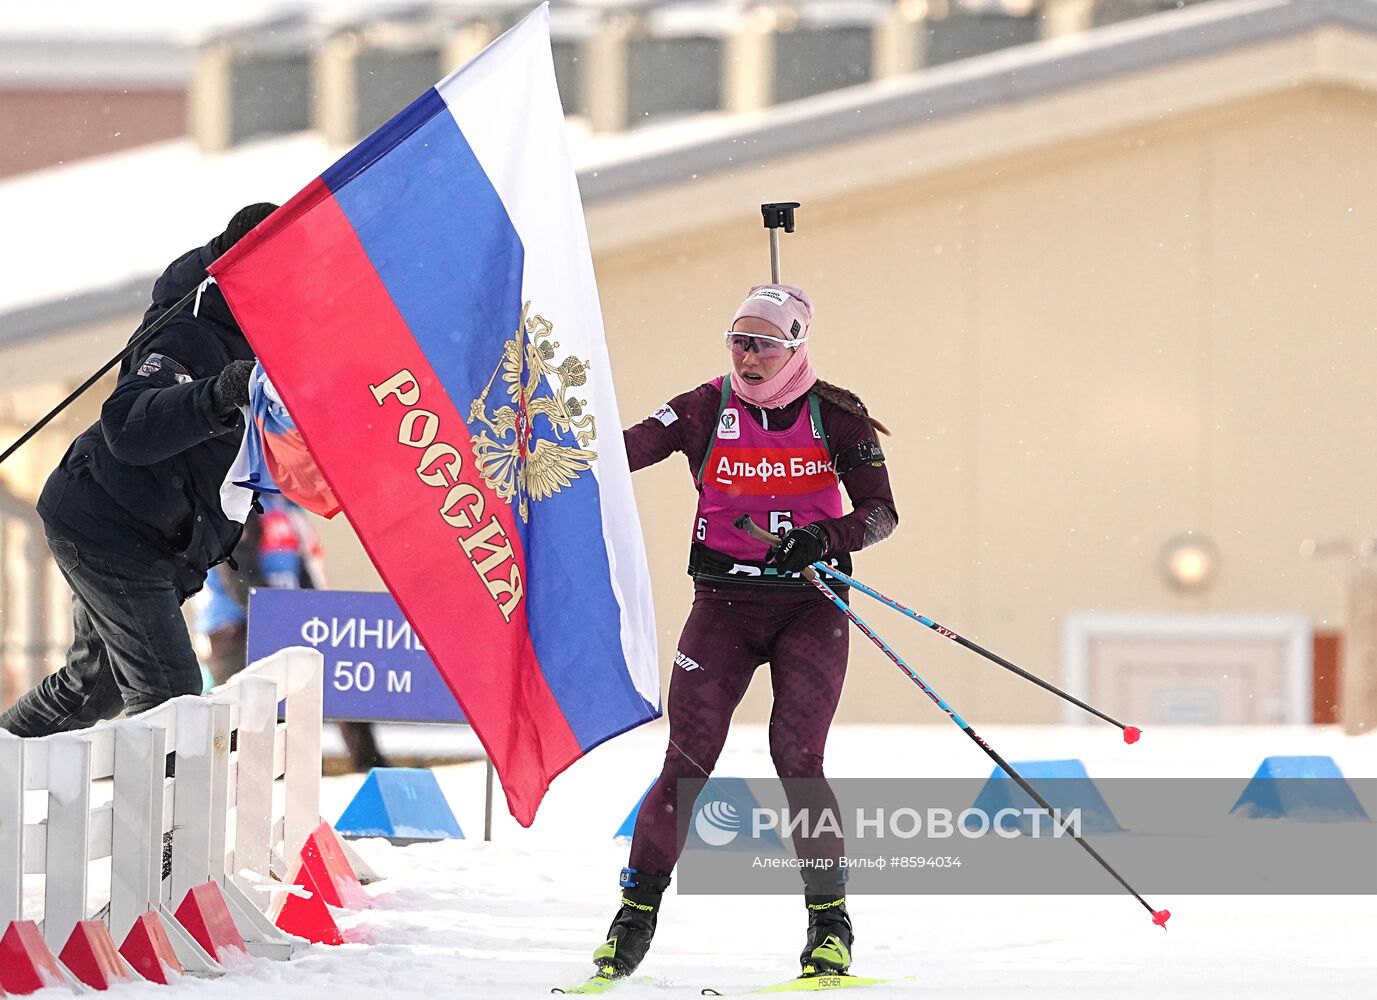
[592,868,672,979]
[799,894,853,976]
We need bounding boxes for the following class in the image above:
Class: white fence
[0,646,325,967]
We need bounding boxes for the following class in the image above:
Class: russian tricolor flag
[210,5,660,825]
[221,365,342,520]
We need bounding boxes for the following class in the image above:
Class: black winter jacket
[38,243,255,591]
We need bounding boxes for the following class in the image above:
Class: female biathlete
[592,283,897,981]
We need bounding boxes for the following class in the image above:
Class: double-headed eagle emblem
[469,302,598,522]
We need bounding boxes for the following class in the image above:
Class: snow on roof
[0,133,334,318]
[0,115,618,323]
[0,37,193,88]
[0,103,749,326]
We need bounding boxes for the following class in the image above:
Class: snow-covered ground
[23,721,1377,998]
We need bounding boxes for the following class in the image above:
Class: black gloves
[211,359,255,419]
[769,524,830,573]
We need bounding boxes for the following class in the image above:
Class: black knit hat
[208,202,279,260]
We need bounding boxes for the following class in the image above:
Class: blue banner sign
[246,589,465,723]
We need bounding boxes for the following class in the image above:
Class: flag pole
[0,287,199,468]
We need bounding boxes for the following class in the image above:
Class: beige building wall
[0,353,117,705]
[0,309,144,503]
[575,82,1377,725]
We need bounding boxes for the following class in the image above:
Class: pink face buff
[727,283,817,409]
[729,339,815,408]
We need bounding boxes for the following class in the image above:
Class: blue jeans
[0,532,203,737]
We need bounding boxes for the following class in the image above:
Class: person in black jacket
[0,203,279,737]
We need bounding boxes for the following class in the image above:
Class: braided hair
[812,379,891,437]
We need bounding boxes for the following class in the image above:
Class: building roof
[0,133,333,340]
[0,36,193,87]
[0,0,533,86]
[4,0,1377,347]
[0,1,475,45]
[580,0,1377,202]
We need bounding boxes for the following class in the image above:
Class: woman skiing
[593,282,898,981]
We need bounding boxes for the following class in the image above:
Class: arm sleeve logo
[136,353,193,384]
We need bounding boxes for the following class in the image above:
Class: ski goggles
[723,330,808,358]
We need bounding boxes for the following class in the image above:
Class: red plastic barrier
[174,882,250,966]
[59,919,135,989]
[301,822,371,909]
[0,920,68,994]
[119,912,185,984]
[271,862,345,946]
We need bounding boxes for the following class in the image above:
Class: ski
[701,973,888,995]
[551,974,651,994]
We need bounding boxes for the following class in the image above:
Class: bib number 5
[769,511,794,535]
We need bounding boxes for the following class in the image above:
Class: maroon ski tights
[627,581,849,889]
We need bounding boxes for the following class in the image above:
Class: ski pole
[821,564,1139,739]
[796,562,1170,929]
[0,286,199,468]
[733,516,1140,742]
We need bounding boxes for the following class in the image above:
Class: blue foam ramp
[618,778,788,852]
[1230,756,1369,822]
[969,759,1122,835]
[687,777,785,852]
[336,767,464,842]
[615,780,656,840]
